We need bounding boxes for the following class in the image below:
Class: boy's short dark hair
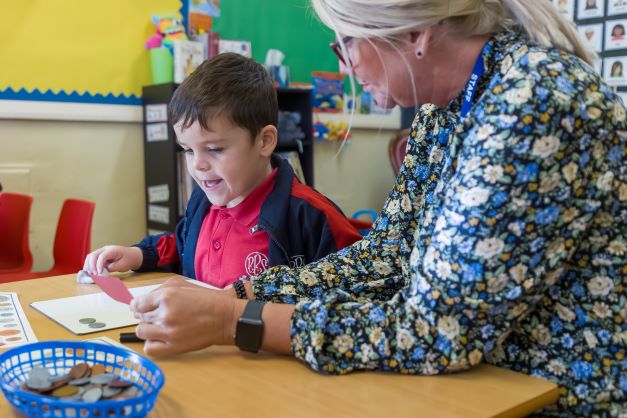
[168,53,278,139]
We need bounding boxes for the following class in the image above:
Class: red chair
[0,192,33,274]
[388,128,411,176]
[1,198,95,282]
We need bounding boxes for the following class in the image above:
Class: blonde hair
[311,0,596,65]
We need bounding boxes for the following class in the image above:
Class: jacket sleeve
[290,182,363,263]
[132,216,186,273]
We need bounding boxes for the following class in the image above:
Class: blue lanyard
[461,51,486,118]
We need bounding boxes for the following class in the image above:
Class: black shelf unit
[141,84,314,234]
[276,87,314,187]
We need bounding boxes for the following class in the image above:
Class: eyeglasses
[330,36,354,67]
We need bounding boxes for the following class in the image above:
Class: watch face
[235,319,264,352]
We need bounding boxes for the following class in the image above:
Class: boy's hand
[83,245,143,274]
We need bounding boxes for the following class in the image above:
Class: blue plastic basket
[0,341,165,418]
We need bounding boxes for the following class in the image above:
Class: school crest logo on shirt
[245,252,269,275]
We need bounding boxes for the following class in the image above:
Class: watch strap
[241,299,264,322]
[235,300,265,353]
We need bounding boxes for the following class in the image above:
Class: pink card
[91,275,133,305]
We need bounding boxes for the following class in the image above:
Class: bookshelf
[141,84,313,234]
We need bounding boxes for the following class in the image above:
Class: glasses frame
[330,36,354,67]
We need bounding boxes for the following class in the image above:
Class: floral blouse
[251,32,626,417]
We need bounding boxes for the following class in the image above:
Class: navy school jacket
[134,156,362,279]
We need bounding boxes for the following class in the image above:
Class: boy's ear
[257,125,278,157]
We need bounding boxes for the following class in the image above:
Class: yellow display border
[0,0,182,104]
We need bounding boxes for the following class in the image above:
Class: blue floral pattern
[252,32,626,416]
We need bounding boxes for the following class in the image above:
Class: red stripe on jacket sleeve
[156,234,180,267]
[290,179,362,249]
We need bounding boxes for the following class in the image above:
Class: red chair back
[0,192,33,273]
[51,199,95,274]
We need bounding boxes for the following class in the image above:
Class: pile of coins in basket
[20,362,139,402]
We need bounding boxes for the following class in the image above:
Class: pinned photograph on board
[578,23,604,53]
[608,0,627,16]
[577,0,605,19]
[605,19,627,50]
[553,0,575,21]
[603,57,627,86]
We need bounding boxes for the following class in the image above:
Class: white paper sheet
[30,285,160,335]
[148,205,170,224]
[145,104,168,123]
[30,280,219,336]
[148,184,170,203]
[145,123,168,142]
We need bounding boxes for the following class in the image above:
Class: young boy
[83,53,362,288]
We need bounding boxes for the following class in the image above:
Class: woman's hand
[83,245,143,274]
[130,278,243,357]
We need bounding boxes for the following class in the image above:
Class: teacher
[132,1,626,416]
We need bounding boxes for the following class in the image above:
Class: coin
[88,322,106,329]
[123,386,139,397]
[78,318,96,324]
[19,363,140,404]
[28,366,51,381]
[48,375,71,391]
[69,363,90,380]
[25,367,51,391]
[50,373,70,383]
[69,377,91,386]
[52,385,79,398]
[102,386,121,399]
[90,373,114,385]
[82,387,102,403]
[108,378,133,389]
[90,364,105,376]
[25,377,51,391]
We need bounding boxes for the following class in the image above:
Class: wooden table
[0,273,559,418]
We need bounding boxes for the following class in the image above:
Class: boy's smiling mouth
[201,179,222,189]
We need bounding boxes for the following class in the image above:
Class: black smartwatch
[234,300,265,353]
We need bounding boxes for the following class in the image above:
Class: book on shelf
[190,31,220,60]
[218,39,252,58]
[276,151,305,184]
[173,40,205,83]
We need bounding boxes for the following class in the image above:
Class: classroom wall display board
[194,0,340,83]
[0,0,181,105]
[553,0,627,101]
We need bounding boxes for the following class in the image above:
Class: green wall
[212,0,339,83]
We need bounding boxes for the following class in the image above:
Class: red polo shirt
[194,169,277,288]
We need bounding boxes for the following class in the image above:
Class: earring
[416,50,423,58]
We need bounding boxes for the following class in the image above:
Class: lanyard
[460,51,486,118]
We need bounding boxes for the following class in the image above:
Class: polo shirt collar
[210,168,278,227]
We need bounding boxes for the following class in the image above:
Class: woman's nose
[339,60,351,76]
